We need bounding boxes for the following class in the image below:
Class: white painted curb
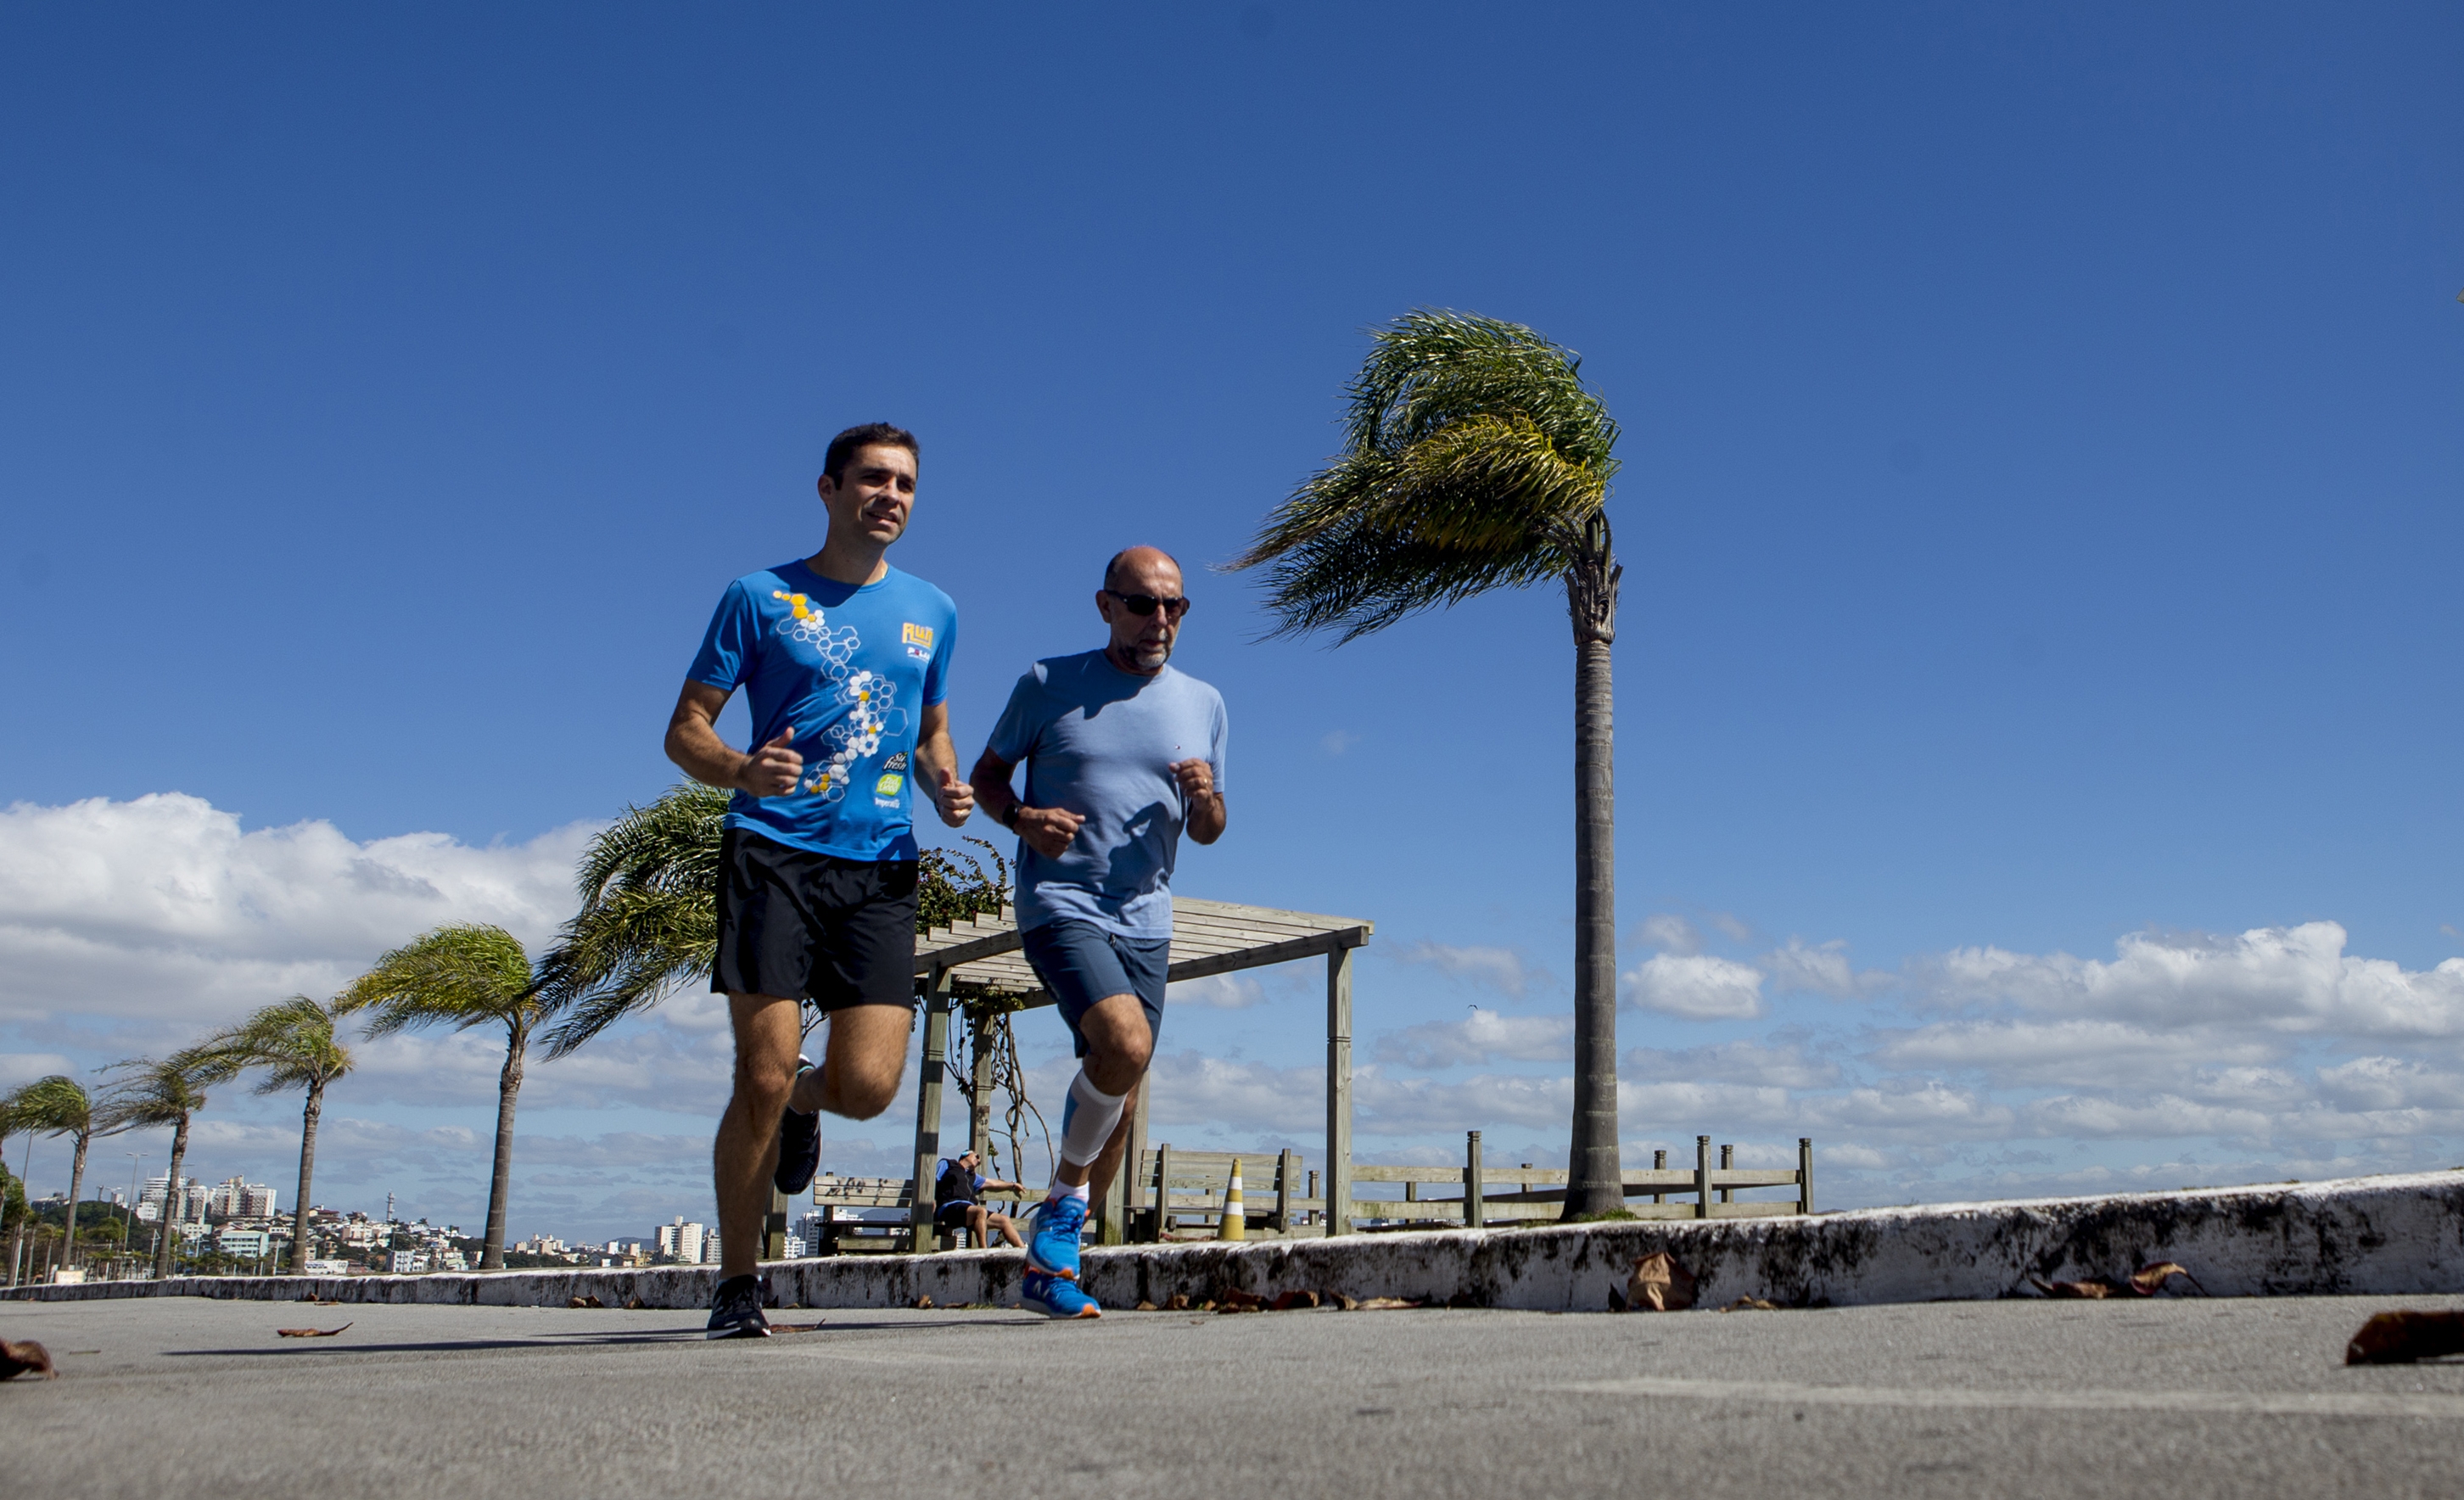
[8,1169,2459,1312]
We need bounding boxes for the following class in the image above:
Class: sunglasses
[1105,589,1192,618]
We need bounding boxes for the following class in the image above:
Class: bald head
[1104,546,1182,593]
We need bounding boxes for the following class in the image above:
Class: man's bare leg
[1050,993,1151,1194]
[715,998,910,1285]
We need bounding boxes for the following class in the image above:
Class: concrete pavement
[4,1291,2461,1497]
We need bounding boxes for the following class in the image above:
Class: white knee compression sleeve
[1056,1070,1128,1168]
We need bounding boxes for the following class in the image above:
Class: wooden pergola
[906,896,1374,1244]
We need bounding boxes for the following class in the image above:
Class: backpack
[934,1158,977,1207]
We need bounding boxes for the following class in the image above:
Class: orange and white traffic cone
[1220,1157,1246,1241]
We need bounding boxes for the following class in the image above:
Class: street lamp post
[123,1152,146,1279]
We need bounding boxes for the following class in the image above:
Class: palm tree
[99,1056,210,1279]
[1233,310,1628,1217]
[9,1076,117,1273]
[181,996,355,1273]
[338,924,539,1270]
[532,782,1009,1057]
[533,783,728,1058]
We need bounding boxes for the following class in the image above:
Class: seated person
[933,1150,1027,1249]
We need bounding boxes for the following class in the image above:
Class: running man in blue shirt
[969,546,1228,1318]
[666,423,974,1338]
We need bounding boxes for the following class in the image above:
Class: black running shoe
[775,1055,821,1195]
[706,1273,771,1340]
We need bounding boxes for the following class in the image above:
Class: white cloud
[1625,1039,1840,1089]
[1319,730,1359,756]
[1913,922,2464,1038]
[1869,1019,2277,1090]
[1621,953,1765,1020]
[1391,941,1537,997]
[0,794,595,1027]
[1376,1008,1572,1068]
[1761,937,1889,999]
[1168,973,1268,1010]
[0,1051,75,1088]
[1632,914,1701,955]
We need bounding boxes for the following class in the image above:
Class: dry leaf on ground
[2345,1310,2464,1365]
[1214,1288,1267,1314]
[568,1295,605,1309]
[625,1296,648,1311]
[1627,1252,1697,1312]
[2129,1262,2207,1296]
[1,1339,57,1380]
[2030,1276,2119,1299]
[275,1324,353,1338]
[1721,1296,1781,1312]
[910,1295,933,1310]
[1269,1290,1322,1312]
[1352,1296,1432,1311]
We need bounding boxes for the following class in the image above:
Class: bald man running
[969,546,1227,1318]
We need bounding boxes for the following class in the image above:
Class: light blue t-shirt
[985,651,1229,938]
[687,560,957,860]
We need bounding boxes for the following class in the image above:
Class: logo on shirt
[874,773,904,797]
[903,621,935,660]
[883,751,909,771]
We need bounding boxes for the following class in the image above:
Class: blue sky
[3,4,2460,1240]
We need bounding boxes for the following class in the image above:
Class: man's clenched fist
[1170,757,1215,806]
[1016,804,1084,859]
[932,766,977,828]
[737,727,802,797]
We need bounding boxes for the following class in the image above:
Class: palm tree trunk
[154,1113,191,1280]
[1563,514,1625,1218]
[481,1023,525,1270]
[289,1080,323,1273]
[64,1129,91,1273]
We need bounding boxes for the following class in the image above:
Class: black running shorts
[711,827,920,1010]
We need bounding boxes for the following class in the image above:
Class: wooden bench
[801,1173,1052,1255]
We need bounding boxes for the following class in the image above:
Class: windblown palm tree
[8,1076,117,1273]
[180,996,354,1273]
[1233,310,1628,1217]
[533,782,1008,1057]
[533,783,728,1058]
[338,924,538,1269]
[99,1055,210,1279]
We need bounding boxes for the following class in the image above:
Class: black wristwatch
[999,801,1022,831]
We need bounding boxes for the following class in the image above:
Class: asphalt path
[4,1291,2461,1497]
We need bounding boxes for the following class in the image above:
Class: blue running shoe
[1026,1191,1087,1282]
[774,1055,820,1196]
[1021,1266,1101,1319]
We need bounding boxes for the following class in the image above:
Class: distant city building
[675,1222,705,1264]
[702,1229,720,1265]
[206,1177,277,1219]
[389,1250,424,1273]
[218,1228,273,1259]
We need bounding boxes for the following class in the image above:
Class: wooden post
[966,1010,994,1166]
[1325,945,1354,1236]
[1274,1147,1296,1233]
[1100,1073,1150,1247]
[909,966,954,1252]
[1464,1131,1485,1230]
[764,1188,788,1261]
[1694,1135,1712,1220]
[1152,1143,1173,1242]
[1719,1143,1734,1204]
[1653,1148,1667,1205]
[1799,1137,1814,1215]
[1308,1170,1319,1225]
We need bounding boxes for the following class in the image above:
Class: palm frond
[179,995,353,1096]
[97,1055,209,1132]
[338,923,535,1037]
[1232,310,1620,641]
[6,1075,98,1136]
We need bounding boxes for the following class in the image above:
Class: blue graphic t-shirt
[985,650,1228,938]
[687,560,957,860]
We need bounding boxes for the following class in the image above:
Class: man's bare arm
[970,747,1084,858]
[665,681,800,796]
[916,702,975,827]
